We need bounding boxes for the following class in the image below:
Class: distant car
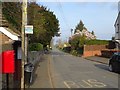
[109,52,120,73]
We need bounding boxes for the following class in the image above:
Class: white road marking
[78,80,93,88]
[64,81,80,88]
[64,79,107,88]
[64,81,71,88]
[88,79,107,87]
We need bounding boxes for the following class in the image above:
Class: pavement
[85,56,109,65]
[26,54,52,88]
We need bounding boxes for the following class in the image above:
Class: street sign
[25,25,33,34]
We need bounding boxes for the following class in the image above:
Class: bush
[63,47,71,53]
[70,50,78,56]
[29,43,43,51]
[85,39,109,45]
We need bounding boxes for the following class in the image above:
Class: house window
[117,24,119,33]
[17,47,22,60]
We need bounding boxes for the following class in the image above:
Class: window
[117,24,119,33]
[118,56,120,62]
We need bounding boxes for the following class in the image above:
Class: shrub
[70,50,78,56]
[29,43,43,51]
[85,39,109,45]
[63,46,71,53]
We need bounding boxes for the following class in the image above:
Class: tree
[79,35,87,47]
[91,31,95,35]
[28,3,59,46]
[69,35,87,50]
[2,2,59,46]
[74,20,86,33]
[2,2,22,32]
[69,35,80,50]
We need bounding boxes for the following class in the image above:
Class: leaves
[2,2,22,31]
[28,2,59,46]
[91,31,95,35]
[74,20,85,33]
[69,35,87,49]
[2,2,59,46]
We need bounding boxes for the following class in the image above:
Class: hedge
[29,43,43,51]
[85,39,109,45]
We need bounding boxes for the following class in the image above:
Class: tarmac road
[49,48,119,89]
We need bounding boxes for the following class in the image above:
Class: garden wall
[82,45,107,57]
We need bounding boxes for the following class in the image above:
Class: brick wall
[83,45,107,57]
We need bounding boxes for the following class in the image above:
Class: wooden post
[21,0,27,89]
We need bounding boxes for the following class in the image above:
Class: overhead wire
[55,0,70,30]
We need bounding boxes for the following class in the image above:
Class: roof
[0,27,21,41]
[0,13,9,27]
[114,12,120,27]
[0,13,21,35]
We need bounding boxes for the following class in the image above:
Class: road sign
[25,25,33,34]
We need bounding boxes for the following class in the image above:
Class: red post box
[1,50,15,74]
[0,53,2,73]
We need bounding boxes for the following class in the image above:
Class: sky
[36,1,119,43]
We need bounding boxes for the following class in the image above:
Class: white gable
[114,12,120,40]
[118,1,120,12]
[0,27,19,40]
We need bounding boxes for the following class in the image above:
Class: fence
[28,51,44,65]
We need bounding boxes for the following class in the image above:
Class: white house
[118,1,120,12]
[73,29,96,40]
[114,12,120,49]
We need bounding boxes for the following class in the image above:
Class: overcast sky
[37,1,119,43]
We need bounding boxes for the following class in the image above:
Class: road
[49,48,119,89]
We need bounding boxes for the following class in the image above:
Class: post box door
[2,50,15,74]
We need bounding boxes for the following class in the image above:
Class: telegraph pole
[21,0,27,89]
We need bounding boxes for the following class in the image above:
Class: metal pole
[6,74,9,90]
[21,0,27,89]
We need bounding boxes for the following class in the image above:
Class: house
[72,29,96,40]
[0,13,22,88]
[114,12,120,49]
[0,27,20,50]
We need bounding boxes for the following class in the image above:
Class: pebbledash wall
[82,45,107,57]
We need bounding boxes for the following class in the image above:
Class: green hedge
[29,43,43,51]
[85,39,109,45]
